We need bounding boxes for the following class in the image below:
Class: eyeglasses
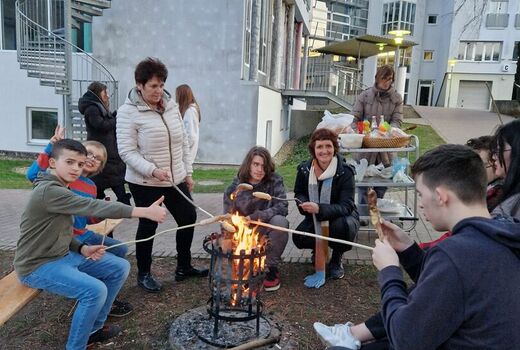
[492,148,512,157]
[87,152,102,163]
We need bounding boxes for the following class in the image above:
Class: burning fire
[229,213,266,305]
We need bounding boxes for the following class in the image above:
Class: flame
[228,212,266,305]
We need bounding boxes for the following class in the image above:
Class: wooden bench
[0,218,123,327]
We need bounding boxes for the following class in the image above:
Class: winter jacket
[492,192,520,220]
[183,104,200,163]
[79,90,126,188]
[294,155,358,223]
[352,85,404,166]
[379,216,520,350]
[116,88,193,186]
[14,173,133,276]
[223,173,288,222]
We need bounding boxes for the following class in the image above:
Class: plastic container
[339,133,365,148]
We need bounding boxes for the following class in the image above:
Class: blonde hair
[82,140,107,176]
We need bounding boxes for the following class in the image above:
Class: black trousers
[292,215,359,254]
[128,182,197,273]
[95,183,131,205]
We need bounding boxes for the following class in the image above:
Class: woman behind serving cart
[117,57,207,293]
[292,128,360,288]
[351,65,403,208]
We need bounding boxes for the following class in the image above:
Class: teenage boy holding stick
[14,139,166,350]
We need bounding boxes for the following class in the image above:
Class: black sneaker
[137,272,162,293]
[329,262,345,280]
[87,324,121,346]
[109,299,134,317]
[263,267,281,291]
[175,266,209,282]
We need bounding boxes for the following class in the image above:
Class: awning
[314,34,417,59]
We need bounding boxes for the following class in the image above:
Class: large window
[28,108,58,143]
[377,47,413,72]
[488,0,509,14]
[457,41,501,62]
[1,0,16,50]
[381,1,416,35]
[244,0,252,66]
[258,0,270,74]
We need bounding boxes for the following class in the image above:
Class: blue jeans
[83,232,128,258]
[19,251,130,350]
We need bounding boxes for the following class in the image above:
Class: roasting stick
[248,219,374,251]
[101,215,234,252]
[252,191,302,204]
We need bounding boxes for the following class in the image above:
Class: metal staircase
[15,0,117,140]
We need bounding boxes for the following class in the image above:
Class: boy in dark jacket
[370,144,520,349]
[14,139,166,350]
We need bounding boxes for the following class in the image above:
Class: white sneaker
[313,322,361,350]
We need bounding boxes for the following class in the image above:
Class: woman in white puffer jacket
[175,84,201,163]
[117,57,208,293]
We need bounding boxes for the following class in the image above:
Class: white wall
[445,73,514,108]
[256,86,288,155]
[0,51,64,153]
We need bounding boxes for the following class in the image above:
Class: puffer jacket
[352,84,404,166]
[116,88,193,186]
[79,90,126,188]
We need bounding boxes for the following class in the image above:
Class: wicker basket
[362,136,411,148]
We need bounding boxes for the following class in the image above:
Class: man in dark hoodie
[79,81,130,205]
[367,144,520,349]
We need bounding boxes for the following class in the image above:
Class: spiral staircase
[15,0,117,140]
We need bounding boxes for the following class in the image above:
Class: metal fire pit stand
[203,234,266,342]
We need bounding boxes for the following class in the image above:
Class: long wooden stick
[248,220,374,251]
[228,336,280,350]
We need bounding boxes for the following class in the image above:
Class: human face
[477,149,496,184]
[314,140,335,168]
[492,142,512,179]
[137,76,165,107]
[83,146,105,176]
[100,89,109,107]
[416,174,448,231]
[49,149,86,185]
[376,75,393,91]
[249,155,266,184]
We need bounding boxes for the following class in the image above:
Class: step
[71,2,102,17]
[73,0,111,9]
[28,71,67,80]
[72,10,93,24]
[20,63,67,73]
[40,79,69,89]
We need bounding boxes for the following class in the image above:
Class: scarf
[309,156,338,272]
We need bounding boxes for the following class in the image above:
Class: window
[427,15,437,24]
[377,47,413,72]
[423,50,434,61]
[28,108,58,143]
[381,1,416,35]
[258,0,270,74]
[1,0,16,50]
[488,0,508,14]
[243,0,252,66]
[457,41,501,62]
[513,41,520,61]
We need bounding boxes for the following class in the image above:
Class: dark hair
[375,65,395,82]
[134,57,168,85]
[308,128,339,159]
[176,84,201,121]
[237,146,275,183]
[466,135,493,151]
[411,144,487,205]
[87,81,107,99]
[491,119,520,201]
[51,139,87,159]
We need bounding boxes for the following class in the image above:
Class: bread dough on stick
[367,188,384,240]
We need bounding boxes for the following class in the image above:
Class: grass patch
[0,159,32,189]
[403,122,446,163]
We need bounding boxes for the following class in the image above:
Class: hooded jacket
[79,90,126,187]
[14,173,133,276]
[379,216,520,350]
[116,88,193,186]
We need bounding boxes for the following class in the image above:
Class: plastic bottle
[371,116,378,131]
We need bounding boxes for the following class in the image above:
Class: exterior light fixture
[376,43,387,51]
[388,29,411,45]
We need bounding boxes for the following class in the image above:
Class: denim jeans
[19,251,130,350]
[83,232,128,258]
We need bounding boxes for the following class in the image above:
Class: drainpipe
[249,0,261,81]
[293,22,303,90]
[285,4,295,89]
[300,34,309,90]
[270,0,284,88]
[63,0,73,137]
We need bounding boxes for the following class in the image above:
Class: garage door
[457,81,491,110]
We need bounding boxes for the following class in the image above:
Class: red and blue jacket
[26,143,100,242]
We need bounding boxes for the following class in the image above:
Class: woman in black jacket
[79,82,130,204]
[293,128,359,286]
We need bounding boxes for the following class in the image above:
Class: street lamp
[447,58,457,107]
[388,29,411,70]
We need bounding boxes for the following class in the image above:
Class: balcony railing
[486,13,509,28]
